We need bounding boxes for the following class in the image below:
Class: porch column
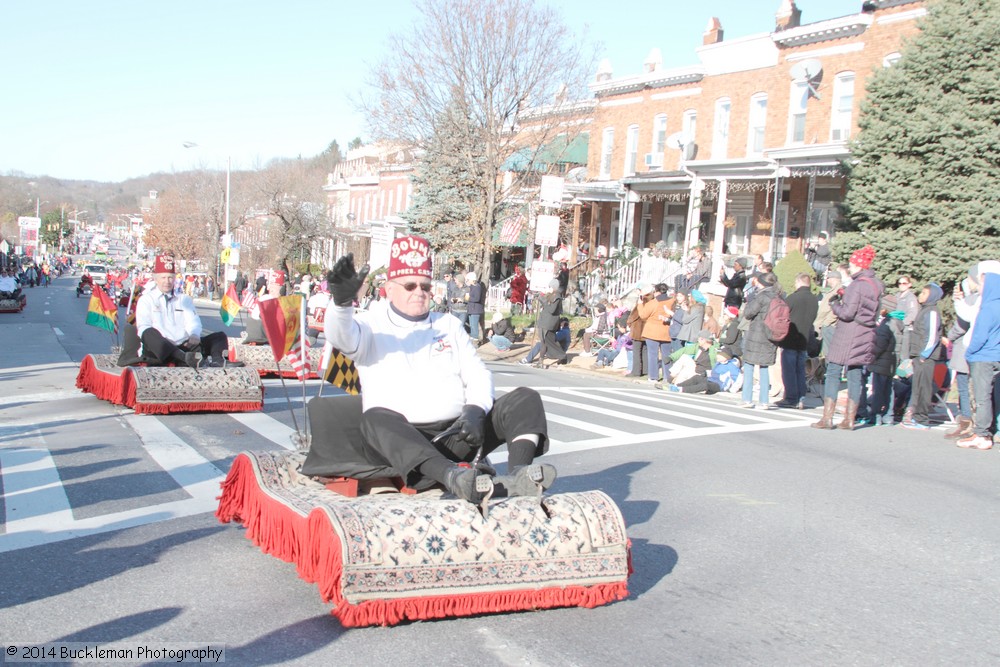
[711,179,729,283]
[684,177,705,253]
[570,200,582,264]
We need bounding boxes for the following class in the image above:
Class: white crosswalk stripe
[1,381,812,553]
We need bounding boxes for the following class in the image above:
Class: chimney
[643,48,663,73]
[595,58,613,83]
[775,0,802,31]
[703,17,724,45]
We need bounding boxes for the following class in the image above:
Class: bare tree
[360,0,593,274]
[252,159,332,275]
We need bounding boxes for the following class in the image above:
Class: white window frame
[747,93,768,157]
[682,109,697,160]
[883,52,902,67]
[652,114,667,153]
[624,124,639,176]
[600,127,614,180]
[712,98,731,160]
[830,72,855,142]
[787,81,809,145]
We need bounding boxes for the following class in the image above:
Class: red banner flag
[257,295,302,363]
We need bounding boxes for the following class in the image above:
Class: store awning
[502,133,590,172]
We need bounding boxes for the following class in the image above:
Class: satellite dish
[666,132,686,151]
[684,142,698,161]
[789,59,824,99]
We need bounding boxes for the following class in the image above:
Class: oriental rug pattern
[216,449,631,627]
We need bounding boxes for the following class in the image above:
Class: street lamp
[184,142,231,291]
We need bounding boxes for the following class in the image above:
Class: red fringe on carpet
[216,454,630,627]
[76,354,128,405]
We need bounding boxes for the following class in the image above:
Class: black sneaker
[183,351,200,369]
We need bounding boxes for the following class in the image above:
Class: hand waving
[328,254,370,307]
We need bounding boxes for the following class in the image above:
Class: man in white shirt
[321,235,555,505]
[0,270,21,298]
[135,255,239,368]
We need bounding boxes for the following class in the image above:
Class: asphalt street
[1,272,998,665]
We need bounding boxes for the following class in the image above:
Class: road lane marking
[53,327,65,336]
[1,443,75,530]
[228,413,297,450]
[0,416,226,553]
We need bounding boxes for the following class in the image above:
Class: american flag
[241,289,258,310]
[499,213,525,245]
[285,336,310,381]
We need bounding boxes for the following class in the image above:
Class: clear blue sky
[0,0,857,182]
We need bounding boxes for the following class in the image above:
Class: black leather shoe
[443,466,489,504]
[224,360,245,368]
[183,351,200,369]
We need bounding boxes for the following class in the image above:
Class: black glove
[454,404,487,448]
[327,254,370,307]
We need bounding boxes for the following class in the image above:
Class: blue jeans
[490,334,512,351]
[970,361,1000,437]
[646,340,672,382]
[780,348,807,403]
[955,371,971,418]
[468,313,481,341]
[870,373,892,419]
[824,362,864,402]
[741,363,770,405]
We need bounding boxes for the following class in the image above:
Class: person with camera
[812,246,884,430]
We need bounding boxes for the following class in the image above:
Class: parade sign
[534,214,561,247]
[528,260,555,293]
[18,216,41,229]
[539,175,565,209]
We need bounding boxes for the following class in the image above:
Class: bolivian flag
[220,284,241,326]
[85,285,118,333]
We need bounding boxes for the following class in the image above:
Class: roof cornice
[589,65,705,98]
[772,13,873,48]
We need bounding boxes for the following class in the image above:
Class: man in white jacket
[323,235,555,504]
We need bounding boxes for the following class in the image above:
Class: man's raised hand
[328,254,370,307]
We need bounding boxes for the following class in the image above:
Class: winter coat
[966,273,1000,363]
[467,281,486,315]
[719,319,743,359]
[535,293,563,332]
[826,269,884,367]
[676,302,705,343]
[946,318,970,374]
[740,286,779,367]
[509,272,528,305]
[869,318,898,377]
[720,269,747,309]
[780,286,819,351]
[638,294,673,342]
[908,284,944,360]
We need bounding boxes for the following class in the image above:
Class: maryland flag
[258,295,310,380]
[85,285,118,334]
[219,283,240,326]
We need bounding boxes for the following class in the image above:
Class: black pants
[677,375,720,394]
[908,357,936,425]
[629,340,646,377]
[303,387,548,489]
[140,328,228,365]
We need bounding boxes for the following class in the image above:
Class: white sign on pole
[528,260,556,293]
[18,216,41,229]
[539,175,565,209]
[227,248,240,266]
[534,214,561,247]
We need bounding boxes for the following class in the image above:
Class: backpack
[763,296,791,342]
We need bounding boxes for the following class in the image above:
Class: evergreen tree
[838,0,1000,287]
[404,112,488,270]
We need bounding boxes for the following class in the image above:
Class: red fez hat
[849,245,876,270]
[388,235,432,280]
[153,255,175,274]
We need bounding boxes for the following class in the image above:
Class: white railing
[486,275,515,313]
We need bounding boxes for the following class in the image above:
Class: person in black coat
[535,279,567,367]
[776,273,819,408]
[719,259,748,310]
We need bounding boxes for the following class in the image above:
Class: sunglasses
[394,281,433,293]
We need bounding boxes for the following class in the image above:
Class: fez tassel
[216,453,631,628]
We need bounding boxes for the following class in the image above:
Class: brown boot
[944,416,972,439]
[811,398,836,429]
[837,400,859,430]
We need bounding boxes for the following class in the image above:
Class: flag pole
[300,294,310,444]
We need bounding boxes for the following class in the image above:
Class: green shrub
[773,250,817,294]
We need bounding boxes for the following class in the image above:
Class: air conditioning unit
[644,152,663,168]
[831,128,850,142]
